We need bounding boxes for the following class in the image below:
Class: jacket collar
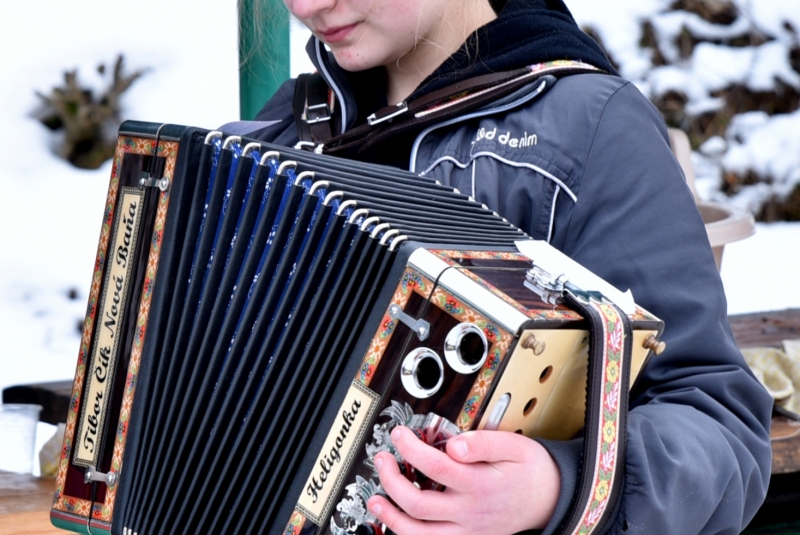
[306,38,388,134]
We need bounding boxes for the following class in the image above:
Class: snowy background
[0,0,798,474]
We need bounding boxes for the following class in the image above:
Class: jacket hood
[412,0,617,98]
[306,0,617,131]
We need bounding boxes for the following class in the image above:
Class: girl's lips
[319,23,359,44]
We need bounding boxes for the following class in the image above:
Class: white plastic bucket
[0,403,43,474]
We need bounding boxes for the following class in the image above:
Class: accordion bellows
[50,122,663,535]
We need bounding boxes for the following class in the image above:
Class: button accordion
[51,121,664,535]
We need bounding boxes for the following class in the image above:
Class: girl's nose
[284,0,336,20]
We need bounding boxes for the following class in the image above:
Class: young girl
[251,1,773,533]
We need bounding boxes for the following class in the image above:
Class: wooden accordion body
[51,122,663,535]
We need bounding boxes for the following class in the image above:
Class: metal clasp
[139,172,170,192]
[367,102,408,126]
[388,303,430,341]
[523,265,567,306]
[84,465,117,486]
[306,102,331,124]
[294,141,315,151]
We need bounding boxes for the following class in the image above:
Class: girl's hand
[367,425,561,535]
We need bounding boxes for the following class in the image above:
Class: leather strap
[293,73,336,144]
[292,61,602,155]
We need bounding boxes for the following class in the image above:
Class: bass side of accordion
[50,121,664,535]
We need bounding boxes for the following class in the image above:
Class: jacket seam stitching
[420,152,578,203]
[409,79,551,172]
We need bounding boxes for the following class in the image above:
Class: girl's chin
[330,51,381,73]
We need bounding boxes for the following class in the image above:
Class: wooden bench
[730,309,800,532]
[0,472,60,534]
[728,309,800,476]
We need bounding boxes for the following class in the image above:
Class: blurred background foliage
[31,55,146,170]
[583,0,800,221]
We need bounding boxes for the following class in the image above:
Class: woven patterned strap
[560,292,632,535]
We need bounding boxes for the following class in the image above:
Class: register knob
[643,334,666,355]
[520,333,546,355]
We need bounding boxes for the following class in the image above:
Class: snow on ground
[0,1,798,474]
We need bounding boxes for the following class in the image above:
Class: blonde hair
[238,0,287,75]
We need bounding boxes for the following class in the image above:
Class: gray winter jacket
[252,34,772,535]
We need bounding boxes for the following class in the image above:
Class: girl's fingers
[371,450,460,521]
[370,427,561,534]
[386,426,471,490]
[446,429,537,464]
[367,494,460,535]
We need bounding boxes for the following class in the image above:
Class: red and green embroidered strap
[560,290,632,535]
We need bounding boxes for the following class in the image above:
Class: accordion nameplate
[74,188,145,468]
[297,380,381,523]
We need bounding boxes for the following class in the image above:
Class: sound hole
[539,365,553,383]
[416,356,442,390]
[401,348,443,398]
[444,323,488,374]
[458,331,486,366]
[523,397,537,416]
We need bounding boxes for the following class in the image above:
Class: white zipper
[409,78,550,172]
[471,160,477,199]
[547,187,560,242]
[314,39,348,135]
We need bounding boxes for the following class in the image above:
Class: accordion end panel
[50,124,204,534]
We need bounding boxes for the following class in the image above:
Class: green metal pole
[238,0,291,120]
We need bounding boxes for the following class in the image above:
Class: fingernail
[452,439,468,458]
[374,456,383,470]
[391,426,401,442]
[370,501,383,516]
